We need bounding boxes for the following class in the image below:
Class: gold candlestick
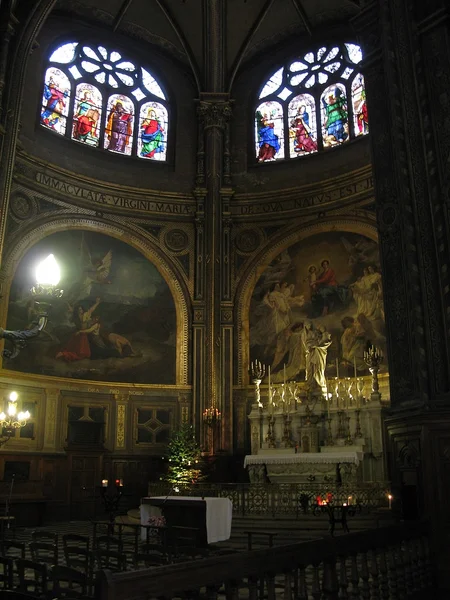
[363,344,383,402]
[250,360,266,408]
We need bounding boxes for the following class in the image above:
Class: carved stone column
[354,0,450,586]
[0,0,18,126]
[192,0,233,454]
[354,0,449,409]
[196,98,232,453]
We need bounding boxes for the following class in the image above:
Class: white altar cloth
[140,496,233,544]
[244,451,363,467]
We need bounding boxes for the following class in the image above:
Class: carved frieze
[13,156,195,218]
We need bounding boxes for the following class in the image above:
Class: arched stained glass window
[41,41,169,161]
[255,42,368,163]
[41,67,71,134]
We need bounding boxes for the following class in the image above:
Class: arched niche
[0,217,189,386]
[236,217,383,386]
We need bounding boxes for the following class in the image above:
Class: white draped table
[140,496,233,544]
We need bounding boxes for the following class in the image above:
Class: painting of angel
[66,234,113,304]
[5,231,176,384]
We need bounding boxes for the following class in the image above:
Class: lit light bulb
[0,412,6,421]
[7,403,16,417]
[36,254,60,286]
[9,392,18,402]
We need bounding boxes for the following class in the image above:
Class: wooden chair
[49,565,88,598]
[0,543,24,589]
[63,547,91,577]
[94,549,127,573]
[114,522,140,566]
[62,534,90,554]
[29,541,58,567]
[30,530,58,545]
[93,535,123,554]
[15,558,48,597]
[1,541,25,560]
[0,501,15,541]
[0,558,13,590]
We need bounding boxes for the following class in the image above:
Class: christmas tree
[163,423,205,484]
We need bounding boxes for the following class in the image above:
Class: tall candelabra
[100,479,124,534]
[364,344,383,402]
[250,360,265,408]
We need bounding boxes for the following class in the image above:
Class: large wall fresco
[5,231,176,384]
[249,231,386,383]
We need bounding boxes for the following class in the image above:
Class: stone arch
[0,215,190,385]
[235,216,379,385]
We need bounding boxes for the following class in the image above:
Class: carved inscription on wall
[233,176,374,216]
[33,172,194,214]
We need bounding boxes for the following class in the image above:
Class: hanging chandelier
[0,392,31,446]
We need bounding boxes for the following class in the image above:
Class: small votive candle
[101,479,108,487]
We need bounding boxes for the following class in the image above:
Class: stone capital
[197,100,233,130]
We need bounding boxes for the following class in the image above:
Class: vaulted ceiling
[53,0,362,91]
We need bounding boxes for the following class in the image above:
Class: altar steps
[218,509,396,551]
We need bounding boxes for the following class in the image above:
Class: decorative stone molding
[115,402,126,450]
[43,388,59,450]
[197,101,232,131]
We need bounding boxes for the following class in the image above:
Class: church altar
[244,450,364,484]
[246,367,389,486]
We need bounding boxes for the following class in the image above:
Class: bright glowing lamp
[36,254,60,286]
[9,392,18,402]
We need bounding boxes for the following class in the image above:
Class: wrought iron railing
[147,482,389,516]
[97,521,434,600]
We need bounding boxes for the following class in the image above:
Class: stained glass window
[255,101,284,162]
[41,67,71,134]
[254,42,367,162]
[104,94,134,155]
[72,83,102,146]
[138,102,168,161]
[41,41,169,161]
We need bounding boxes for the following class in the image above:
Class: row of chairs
[0,557,92,599]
